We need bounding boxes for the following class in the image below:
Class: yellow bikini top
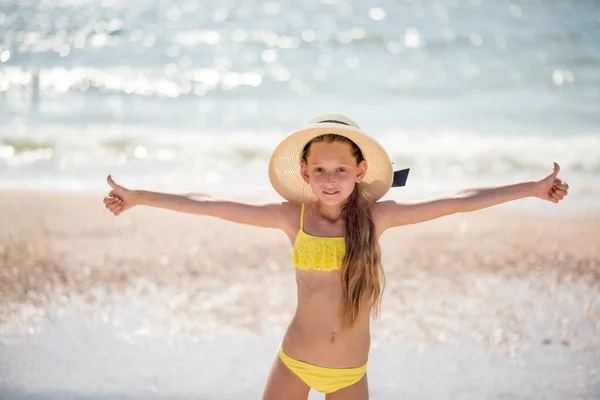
[293,204,346,271]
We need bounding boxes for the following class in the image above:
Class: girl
[103,113,569,400]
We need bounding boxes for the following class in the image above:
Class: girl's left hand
[535,162,569,203]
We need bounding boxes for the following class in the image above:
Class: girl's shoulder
[280,201,300,216]
[279,201,302,230]
[370,200,394,217]
[370,200,396,236]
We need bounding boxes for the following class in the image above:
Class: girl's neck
[314,202,344,223]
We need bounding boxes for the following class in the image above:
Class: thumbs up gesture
[535,162,569,203]
[103,175,140,216]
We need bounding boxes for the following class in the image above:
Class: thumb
[107,174,121,190]
[550,162,560,179]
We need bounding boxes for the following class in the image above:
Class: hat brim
[268,122,393,204]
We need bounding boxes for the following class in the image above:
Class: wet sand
[1,190,599,399]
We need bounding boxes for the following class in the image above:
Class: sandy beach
[1,190,599,399]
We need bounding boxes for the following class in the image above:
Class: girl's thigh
[326,373,369,400]
[261,355,311,400]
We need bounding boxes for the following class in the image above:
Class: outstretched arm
[102,175,288,229]
[375,162,569,231]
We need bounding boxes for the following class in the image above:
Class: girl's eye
[337,168,346,172]
[314,168,323,173]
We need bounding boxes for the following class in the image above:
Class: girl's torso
[279,202,380,368]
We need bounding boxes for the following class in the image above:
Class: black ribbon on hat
[320,119,351,125]
[318,119,410,188]
[391,168,410,187]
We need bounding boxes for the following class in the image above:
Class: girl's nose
[324,173,336,185]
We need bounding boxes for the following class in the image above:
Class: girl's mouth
[323,190,340,195]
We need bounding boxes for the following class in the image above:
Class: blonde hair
[301,134,385,328]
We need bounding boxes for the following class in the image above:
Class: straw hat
[268,113,395,204]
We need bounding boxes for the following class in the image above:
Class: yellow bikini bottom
[277,345,368,394]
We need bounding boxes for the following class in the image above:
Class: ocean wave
[1,127,598,176]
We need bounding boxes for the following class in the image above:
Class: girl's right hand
[103,175,140,216]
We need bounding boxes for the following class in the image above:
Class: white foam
[0,124,598,210]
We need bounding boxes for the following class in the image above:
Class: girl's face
[301,141,367,206]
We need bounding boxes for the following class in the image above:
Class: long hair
[301,134,385,328]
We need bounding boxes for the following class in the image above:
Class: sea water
[0,0,598,205]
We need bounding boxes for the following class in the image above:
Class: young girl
[103,113,569,400]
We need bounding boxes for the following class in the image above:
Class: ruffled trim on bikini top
[292,204,345,271]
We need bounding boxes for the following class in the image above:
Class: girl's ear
[300,162,310,183]
[356,160,367,183]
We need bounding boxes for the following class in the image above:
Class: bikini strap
[300,203,305,230]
